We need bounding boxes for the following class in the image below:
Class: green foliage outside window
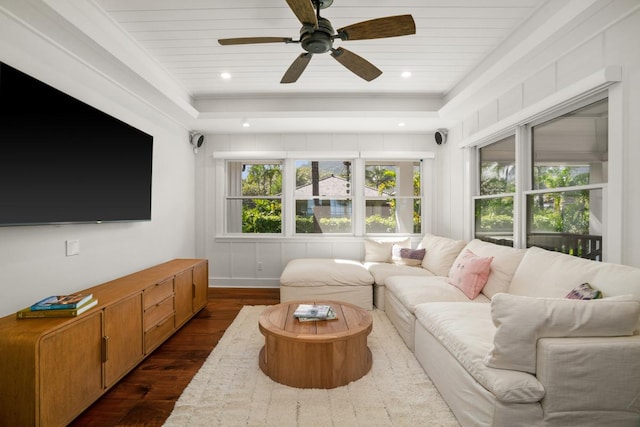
[477,166,592,236]
[242,199,281,233]
[236,160,423,234]
[242,164,282,196]
[295,216,352,233]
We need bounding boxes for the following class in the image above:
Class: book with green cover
[30,293,93,311]
[17,298,98,319]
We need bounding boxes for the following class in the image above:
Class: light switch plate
[66,239,80,256]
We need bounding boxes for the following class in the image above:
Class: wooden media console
[0,258,208,427]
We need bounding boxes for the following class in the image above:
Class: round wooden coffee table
[258,300,373,389]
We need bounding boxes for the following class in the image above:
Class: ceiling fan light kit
[218,0,416,84]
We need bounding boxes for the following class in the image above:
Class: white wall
[438,2,640,267]
[0,2,197,317]
[197,133,435,288]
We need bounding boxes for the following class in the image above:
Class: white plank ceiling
[40,0,607,132]
[94,0,546,98]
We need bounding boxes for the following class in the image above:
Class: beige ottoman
[279,258,374,310]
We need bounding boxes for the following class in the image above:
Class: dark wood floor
[69,287,280,427]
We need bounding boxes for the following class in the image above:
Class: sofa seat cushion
[418,233,466,276]
[280,258,373,287]
[365,262,433,286]
[414,302,545,403]
[385,276,488,313]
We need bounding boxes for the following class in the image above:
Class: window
[474,135,516,246]
[474,97,608,259]
[364,161,422,234]
[226,161,282,234]
[526,98,607,260]
[532,99,608,188]
[294,160,352,234]
[217,153,429,236]
[526,188,602,259]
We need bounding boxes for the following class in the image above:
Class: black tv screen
[0,62,153,226]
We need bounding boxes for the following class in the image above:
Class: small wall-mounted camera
[190,132,205,154]
[435,129,448,145]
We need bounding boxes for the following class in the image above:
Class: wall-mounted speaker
[190,132,205,154]
[435,129,448,145]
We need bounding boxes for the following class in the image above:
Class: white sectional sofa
[279,234,640,426]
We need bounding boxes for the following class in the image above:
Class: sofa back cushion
[485,293,640,374]
[509,246,640,298]
[363,238,411,262]
[418,233,466,276]
[452,239,527,299]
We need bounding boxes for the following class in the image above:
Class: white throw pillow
[418,234,466,276]
[363,238,410,263]
[484,293,640,374]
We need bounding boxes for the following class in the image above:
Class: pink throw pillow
[448,249,493,299]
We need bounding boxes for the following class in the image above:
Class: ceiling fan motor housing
[300,17,334,54]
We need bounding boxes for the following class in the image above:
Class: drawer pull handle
[102,336,109,362]
[157,317,171,328]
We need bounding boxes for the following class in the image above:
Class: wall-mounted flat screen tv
[0,62,153,226]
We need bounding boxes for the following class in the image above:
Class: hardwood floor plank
[69,287,280,427]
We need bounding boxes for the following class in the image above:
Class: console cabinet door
[193,261,208,312]
[104,293,143,387]
[174,269,193,327]
[39,312,103,427]
[175,261,208,328]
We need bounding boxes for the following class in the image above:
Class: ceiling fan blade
[218,37,293,46]
[285,0,318,28]
[281,53,313,84]
[330,47,382,82]
[337,15,416,41]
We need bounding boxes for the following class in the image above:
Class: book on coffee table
[294,304,337,321]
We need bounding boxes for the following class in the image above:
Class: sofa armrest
[536,335,640,423]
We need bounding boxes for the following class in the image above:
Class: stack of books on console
[293,304,337,322]
[17,293,98,319]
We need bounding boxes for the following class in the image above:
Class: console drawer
[144,278,173,309]
[145,314,174,353]
[144,296,174,332]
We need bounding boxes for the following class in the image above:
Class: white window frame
[224,160,284,235]
[363,160,423,236]
[291,157,356,236]
[472,134,517,245]
[471,91,617,261]
[213,151,434,240]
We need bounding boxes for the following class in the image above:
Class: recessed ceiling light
[398,122,406,127]
[401,71,412,78]
[242,120,251,128]
[221,72,231,79]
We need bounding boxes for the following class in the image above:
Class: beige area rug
[164,305,460,427]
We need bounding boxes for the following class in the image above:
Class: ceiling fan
[217,0,416,83]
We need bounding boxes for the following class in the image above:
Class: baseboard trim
[209,278,280,288]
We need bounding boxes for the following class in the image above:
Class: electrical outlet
[257,262,263,271]
[66,239,80,256]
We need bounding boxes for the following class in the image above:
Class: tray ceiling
[41,0,598,132]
